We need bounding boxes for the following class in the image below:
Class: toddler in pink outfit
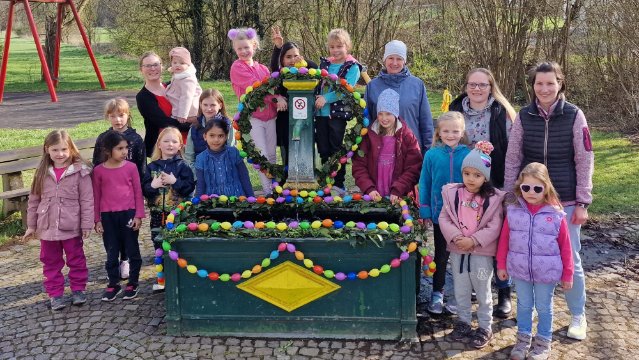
[165,47,203,123]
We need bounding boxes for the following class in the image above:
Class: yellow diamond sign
[237,260,340,312]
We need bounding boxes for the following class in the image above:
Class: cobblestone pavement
[1,219,638,360]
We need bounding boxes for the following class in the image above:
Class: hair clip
[245,28,257,39]
[227,28,239,40]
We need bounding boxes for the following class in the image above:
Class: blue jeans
[513,278,556,340]
[563,205,586,316]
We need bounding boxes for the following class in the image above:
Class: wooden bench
[0,138,96,227]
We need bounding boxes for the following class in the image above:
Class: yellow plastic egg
[155,264,163,272]
[241,270,252,278]
[311,220,322,229]
[221,222,232,230]
[187,265,197,274]
[351,145,358,151]
[276,222,287,231]
[303,259,314,268]
[245,86,253,94]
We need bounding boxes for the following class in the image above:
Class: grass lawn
[0,36,633,244]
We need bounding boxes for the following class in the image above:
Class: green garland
[232,65,370,186]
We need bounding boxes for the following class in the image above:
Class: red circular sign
[294,99,306,110]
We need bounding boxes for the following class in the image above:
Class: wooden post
[1,172,24,216]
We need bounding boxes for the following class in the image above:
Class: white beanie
[383,40,407,61]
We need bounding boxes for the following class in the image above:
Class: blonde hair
[104,98,133,128]
[197,89,228,121]
[231,28,261,50]
[327,28,352,51]
[466,68,517,122]
[139,51,161,68]
[31,130,88,196]
[151,127,184,161]
[514,162,563,208]
[432,111,468,147]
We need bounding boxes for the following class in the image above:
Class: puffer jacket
[27,162,94,240]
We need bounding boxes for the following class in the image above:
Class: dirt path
[0,90,138,129]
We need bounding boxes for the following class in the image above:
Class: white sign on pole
[292,97,307,119]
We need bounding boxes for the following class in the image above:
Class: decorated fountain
[156,62,435,340]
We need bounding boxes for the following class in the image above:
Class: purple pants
[40,237,88,297]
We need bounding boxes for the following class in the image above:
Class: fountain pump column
[283,79,319,189]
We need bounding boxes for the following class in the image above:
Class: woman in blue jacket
[365,40,434,154]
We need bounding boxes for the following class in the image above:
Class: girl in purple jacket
[496,162,573,360]
[438,142,505,349]
[351,89,422,203]
[24,130,94,311]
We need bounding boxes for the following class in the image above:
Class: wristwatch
[576,203,589,209]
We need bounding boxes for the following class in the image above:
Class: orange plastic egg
[357,271,369,279]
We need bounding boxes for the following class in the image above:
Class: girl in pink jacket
[25,130,94,311]
[229,27,279,194]
[438,142,505,349]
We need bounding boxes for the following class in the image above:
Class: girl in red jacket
[352,89,423,202]
[24,130,94,311]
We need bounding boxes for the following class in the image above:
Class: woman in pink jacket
[24,130,94,311]
[438,142,505,349]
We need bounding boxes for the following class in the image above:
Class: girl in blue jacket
[419,111,470,314]
[142,127,195,291]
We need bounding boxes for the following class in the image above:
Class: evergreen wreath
[232,63,370,187]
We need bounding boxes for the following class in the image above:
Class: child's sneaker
[71,290,87,306]
[528,336,551,360]
[50,296,65,310]
[509,332,532,360]
[101,284,122,301]
[471,327,493,349]
[119,260,130,280]
[448,321,473,341]
[122,284,139,300]
[427,292,444,314]
[566,314,587,340]
[152,283,165,292]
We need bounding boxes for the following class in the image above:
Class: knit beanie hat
[462,141,494,181]
[377,89,400,118]
[383,40,407,61]
[169,47,192,65]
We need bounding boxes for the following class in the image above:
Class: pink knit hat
[169,47,192,65]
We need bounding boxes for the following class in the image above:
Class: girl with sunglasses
[497,162,574,360]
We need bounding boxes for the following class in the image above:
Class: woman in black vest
[504,61,594,342]
[448,68,517,318]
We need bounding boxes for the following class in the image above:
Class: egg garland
[154,240,436,284]
[188,184,401,213]
[164,196,418,243]
[233,62,369,186]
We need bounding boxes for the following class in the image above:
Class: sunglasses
[520,184,545,194]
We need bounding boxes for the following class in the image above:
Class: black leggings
[315,116,347,188]
[432,224,450,294]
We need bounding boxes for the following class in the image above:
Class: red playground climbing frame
[0,0,106,103]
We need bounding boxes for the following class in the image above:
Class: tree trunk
[189,0,204,77]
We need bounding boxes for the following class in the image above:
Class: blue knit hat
[377,89,400,118]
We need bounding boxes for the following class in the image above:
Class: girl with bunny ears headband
[228,28,261,50]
